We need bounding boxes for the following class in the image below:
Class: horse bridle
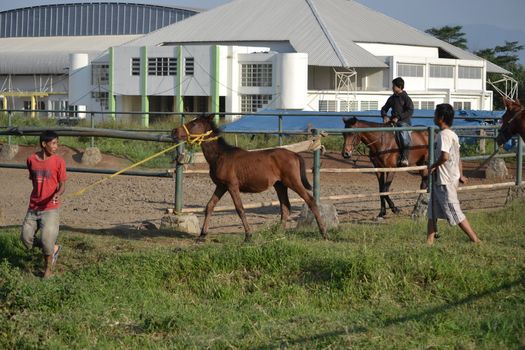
[182,123,219,146]
[499,108,524,143]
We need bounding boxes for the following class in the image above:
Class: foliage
[475,41,525,108]
[0,200,524,348]
[425,25,468,49]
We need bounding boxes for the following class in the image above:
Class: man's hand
[382,116,389,124]
[459,175,468,184]
[391,117,399,124]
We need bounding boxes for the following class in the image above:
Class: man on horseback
[381,77,414,167]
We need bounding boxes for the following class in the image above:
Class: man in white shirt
[427,104,480,245]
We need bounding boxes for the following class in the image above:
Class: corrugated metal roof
[123,0,507,73]
[0,35,141,74]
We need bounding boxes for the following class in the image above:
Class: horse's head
[172,114,218,145]
[341,117,361,159]
[497,98,523,146]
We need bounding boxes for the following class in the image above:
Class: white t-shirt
[435,128,461,185]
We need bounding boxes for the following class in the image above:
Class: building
[1,0,509,122]
[0,2,198,114]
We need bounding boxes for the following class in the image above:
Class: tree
[474,41,525,108]
[425,25,468,49]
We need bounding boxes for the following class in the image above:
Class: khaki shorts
[428,183,466,226]
[21,209,60,256]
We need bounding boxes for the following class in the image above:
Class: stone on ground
[0,144,19,160]
[81,147,102,166]
[296,202,339,231]
[160,213,200,235]
[485,158,508,179]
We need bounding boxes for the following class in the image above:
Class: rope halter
[182,124,219,146]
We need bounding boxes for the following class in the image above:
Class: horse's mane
[346,118,385,127]
[200,115,241,152]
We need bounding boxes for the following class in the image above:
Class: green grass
[1,201,524,349]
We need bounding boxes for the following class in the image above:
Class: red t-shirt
[27,153,67,211]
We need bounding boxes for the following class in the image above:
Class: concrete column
[140,46,149,127]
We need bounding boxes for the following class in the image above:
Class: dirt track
[0,145,517,236]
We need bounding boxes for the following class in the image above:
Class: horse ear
[206,114,215,121]
[503,97,511,109]
[514,98,522,106]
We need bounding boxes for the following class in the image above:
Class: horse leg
[198,185,227,242]
[274,181,291,229]
[383,172,400,214]
[288,185,328,240]
[376,172,387,218]
[227,186,252,242]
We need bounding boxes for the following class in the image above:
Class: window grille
[458,66,482,79]
[185,57,195,76]
[147,57,177,76]
[131,57,140,76]
[397,63,424,77]
[429,64,454,78]
[319,100,337,112]
[92,64,109,84]
[241,64,272,87]
[241,95,272,113]
[360,101,379,110]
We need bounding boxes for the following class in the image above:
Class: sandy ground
[0,144,517,236]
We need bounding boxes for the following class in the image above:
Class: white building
[1,0,509,121]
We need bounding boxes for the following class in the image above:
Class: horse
[171,114,328,242]
[341,117,429,218]
[496,98,525,146]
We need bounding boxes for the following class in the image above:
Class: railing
[1,110,521,218]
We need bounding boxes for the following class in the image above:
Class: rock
[485,158,508,179]
[411,192,429,219]
[296,202,339,231]
[505,186,525,205]
[0,144,19,160]
[160,213,200,235]
[81,147,102,166]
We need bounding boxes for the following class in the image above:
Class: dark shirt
[381,91,414,124]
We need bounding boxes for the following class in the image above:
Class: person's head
[392,77,405,94]
[39,130,59,156]
[434,103,455,128]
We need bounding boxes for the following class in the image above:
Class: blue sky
[1,0,524,61]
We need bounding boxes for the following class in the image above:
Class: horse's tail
[299,155,312,190]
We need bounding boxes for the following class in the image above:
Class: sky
[1,0,524,60]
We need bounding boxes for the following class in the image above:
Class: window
[340,100,358,112]
[429,64,454,78]
[420,101,435,110]
[319,100,337,112]
[453,101,472,110]
[91,91,109,109]
[148,57,177,76]
[241,64,272,87]
[131,57,140,76]
[458,66,482,79]
[360,101,379,111]
[92,63,109,85]
[241,95,272,113]
[397,63,424,77]
[185,57,194,76]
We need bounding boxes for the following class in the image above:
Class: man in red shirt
[21,130,67,278]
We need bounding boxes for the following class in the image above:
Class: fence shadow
[253,276,525,349]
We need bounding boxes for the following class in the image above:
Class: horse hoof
[392,208,401,214]
[244,235,253,243]
[375,216,385,221]
[195,236,207,244]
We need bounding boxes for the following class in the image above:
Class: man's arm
[398,94,414,122]
[381,96,393,123]
[459,161,468,184]
[429,151,449,173]
[53,181,66,202]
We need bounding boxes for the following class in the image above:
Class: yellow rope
[182,124,218,146]
[65,141,184,199]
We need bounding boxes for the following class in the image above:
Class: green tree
[474,41,525,108]
[425,25,468,49]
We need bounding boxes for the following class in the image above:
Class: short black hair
[435,103,455,126]
[392,77,405,89]
[40,130,59,146]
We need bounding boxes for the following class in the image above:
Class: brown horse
[496,98,525,146]
[172,115,327,242]
[341,117,429,218]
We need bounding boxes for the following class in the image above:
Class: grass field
[1,200,524,349]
